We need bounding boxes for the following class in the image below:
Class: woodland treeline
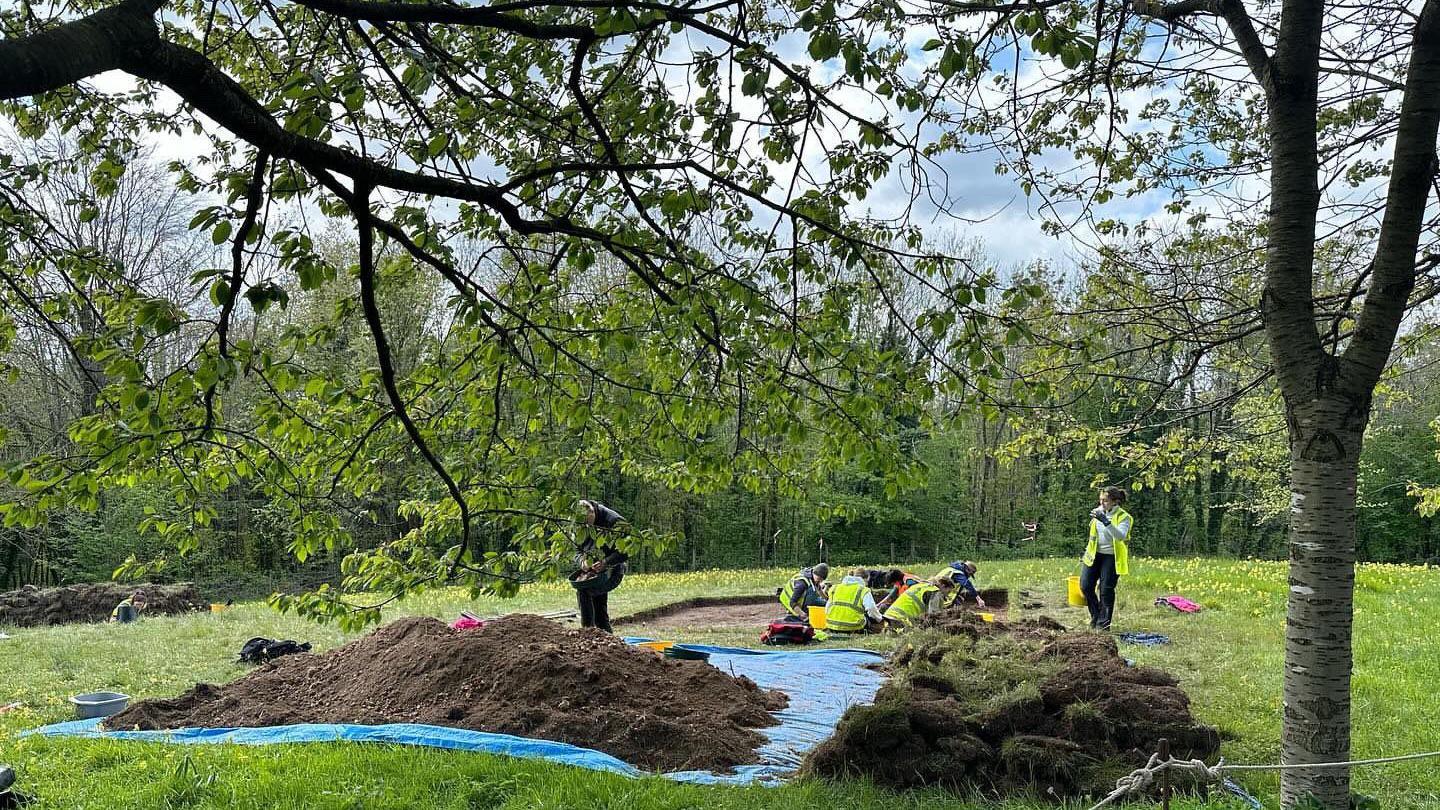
[4,141,1439,593]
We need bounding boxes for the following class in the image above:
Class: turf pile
[804,611,1219,799]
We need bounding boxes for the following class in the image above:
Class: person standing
[572,499,629,633]
[1079,487,1133,630]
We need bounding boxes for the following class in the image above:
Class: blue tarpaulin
[31,641,886,786]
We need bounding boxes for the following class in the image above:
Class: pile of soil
[804,611,1219,799]
[615,594,783,629]
[0,582,207,627]
[108,614,788,772]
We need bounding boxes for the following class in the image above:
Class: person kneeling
[883,575,955,629]
[824,567,884,633]
[779,563,830,618]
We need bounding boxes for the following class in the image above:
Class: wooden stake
[1159,738,1171,810]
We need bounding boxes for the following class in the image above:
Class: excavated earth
[614,594,781,628]
[804,610,1220,799]
[0,582,207,627]
[108,614,788,772]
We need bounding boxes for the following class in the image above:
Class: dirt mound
[0,582,207,627]
[614,594,779,627]
[804,619,1218,799]
[108,614,788,772]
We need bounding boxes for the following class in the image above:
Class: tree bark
[1281,399,1366,807]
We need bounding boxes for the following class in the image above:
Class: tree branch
[1133,0,1271,86]
[1341,0,1440,395]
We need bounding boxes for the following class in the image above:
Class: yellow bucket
[1067,576,1087,607]
[636,641,675,653]
[978,612,995,622]
[209,603,226,613]
[808,605,828,630]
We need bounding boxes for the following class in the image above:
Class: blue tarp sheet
[31,641,886,786]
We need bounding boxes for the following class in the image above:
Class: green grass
[3,558,1439,809]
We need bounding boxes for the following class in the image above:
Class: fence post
[1158,737,1171,810]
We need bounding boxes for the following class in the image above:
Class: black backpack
[237,637,312,664]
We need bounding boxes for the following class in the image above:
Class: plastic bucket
[978,612,995,622]
[1067,575,1087,607]
[70,691,129,719]
[807,605,828,630]
[210,603,226,613]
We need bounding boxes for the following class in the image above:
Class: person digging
[875,568,923,613]
[570,499,630,634]
[882,575,955,629]
[940,560,986,609]
[108,590,147,623]
[779,562,830,618]
[824,567,885,633]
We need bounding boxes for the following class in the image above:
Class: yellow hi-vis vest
[825,581,869,632]
[1083,507,1133,575]
[780,572,810,615]
[884,582,938,625]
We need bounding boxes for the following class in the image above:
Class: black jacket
[579,501,629,568]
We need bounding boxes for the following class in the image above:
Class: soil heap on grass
[0,582,207,627]
[108,614,788,772]
[804,610,1219,800]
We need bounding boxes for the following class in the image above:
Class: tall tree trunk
[1281,401,1366,807]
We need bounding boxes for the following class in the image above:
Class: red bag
[760,618,814,645]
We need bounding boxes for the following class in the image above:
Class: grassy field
[3,558,1439,809]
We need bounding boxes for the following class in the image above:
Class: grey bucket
[70,691,129,719]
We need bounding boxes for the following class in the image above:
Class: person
[941,560,986,608]
[824,567,884,633]
[883,575,955,628]
[1080,486,1133,630]
[875,568,923,612]
[109,590,147,623]
[780,563,830,617]
[571,498,629,633]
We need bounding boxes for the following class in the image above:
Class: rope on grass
[1217,749,1440,771]
[1084,748,1440,810]
[1085,754,1226,810]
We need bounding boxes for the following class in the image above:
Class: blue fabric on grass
[1115,631,1170,646]
[31,642,886,786]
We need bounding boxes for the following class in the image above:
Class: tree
[0,0,1016,624]
[917,0,1440,803]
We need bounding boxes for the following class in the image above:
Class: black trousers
[577,565,625,633]
[1079,553,1119,628]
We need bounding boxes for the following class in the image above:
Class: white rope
[1218,749,1440,771]
[1084,747,1440,810]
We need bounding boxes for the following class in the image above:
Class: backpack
[237,637,313,664]
[760,617,814,645]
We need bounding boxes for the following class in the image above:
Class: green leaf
[212,220,233,245]
[808,30,841,61]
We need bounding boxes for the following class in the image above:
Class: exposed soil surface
[805,610,1219,799]
[0,582,207,627]
[614,594,781,628]
[107,614,788,772]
